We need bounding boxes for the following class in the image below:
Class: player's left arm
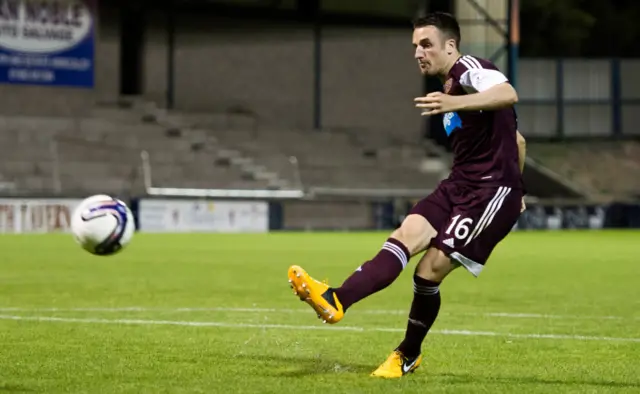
[516,130,526,173]
[516,130,527,212]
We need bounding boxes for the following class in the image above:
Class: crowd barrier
[0,197,639,234]
[513,202,640,230]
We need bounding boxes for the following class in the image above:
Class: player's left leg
[370,247,457,378]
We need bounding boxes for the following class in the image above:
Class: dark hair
[413,12,461,48]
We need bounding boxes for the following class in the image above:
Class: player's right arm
[454,62,519,111]
[415,67,518,115]
[454,81,518,111]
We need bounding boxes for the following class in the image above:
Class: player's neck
[439,53,462,82]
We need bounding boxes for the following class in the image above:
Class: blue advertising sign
[0,0,95,88]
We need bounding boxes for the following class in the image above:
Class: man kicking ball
[288,12,526,378]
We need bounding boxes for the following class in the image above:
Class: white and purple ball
[71,195,135,256]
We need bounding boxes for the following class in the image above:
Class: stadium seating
[176,122,447,190]
[528,141,640,199]
[7,97,638,201]
[0,111,273,195]
[0,99,449,195]
[3,98,639,204]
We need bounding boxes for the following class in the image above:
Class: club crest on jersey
[443,112,462,136]
[443,78,453,93]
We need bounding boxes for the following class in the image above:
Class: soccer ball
[71,194,135,256]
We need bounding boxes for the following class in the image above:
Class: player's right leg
[288,211,442,324]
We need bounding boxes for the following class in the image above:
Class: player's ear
[445,38,456,55]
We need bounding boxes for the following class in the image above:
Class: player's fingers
[421,109,441,116]
[415,103,440,109]
[426,91,442,97]
[414,96,439,103]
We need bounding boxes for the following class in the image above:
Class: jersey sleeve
[459,68,508,92]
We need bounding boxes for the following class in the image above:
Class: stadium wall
[1,3,638,140]
[142,13,422,137]
[140,15,640,139]
[0,4,422,136]
[139,16,640,139]
[516,59,640,138]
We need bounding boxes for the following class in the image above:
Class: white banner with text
[138,199,269,233]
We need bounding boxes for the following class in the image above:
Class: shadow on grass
[234,353,640,389]
[233,352,373,376]
[0,384,33,392]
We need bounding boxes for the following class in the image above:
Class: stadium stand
[0,99,450,196]
[7,97,636,203]
[528,141,640,199]
[0,108,273,196]
[166,108,448,190]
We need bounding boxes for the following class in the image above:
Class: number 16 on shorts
[438,192,522,271]
[444,214,473,243]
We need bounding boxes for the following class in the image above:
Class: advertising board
[0,198,80,233]
[138,199,269,233]
[0,0,95,87]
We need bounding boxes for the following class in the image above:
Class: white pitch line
[0,314,638,343]
[0,307,637,321]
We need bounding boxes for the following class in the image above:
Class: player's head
[412,12,461,77]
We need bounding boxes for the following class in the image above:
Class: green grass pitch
[0,230,638,393]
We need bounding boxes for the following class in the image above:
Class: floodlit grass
[0,231,638,393]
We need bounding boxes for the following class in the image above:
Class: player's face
[413,26,453,77]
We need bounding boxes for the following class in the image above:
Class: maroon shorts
[409,181,522,276]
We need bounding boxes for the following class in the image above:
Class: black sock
[396,275,441,358]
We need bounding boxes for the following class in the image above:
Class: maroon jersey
[441,55,522,189]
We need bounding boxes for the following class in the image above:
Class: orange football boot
[288,265,344,324]
[370,350,422,378]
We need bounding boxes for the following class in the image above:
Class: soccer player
[287,12,527,378]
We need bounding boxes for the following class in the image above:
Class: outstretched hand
[415,92,460,116]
